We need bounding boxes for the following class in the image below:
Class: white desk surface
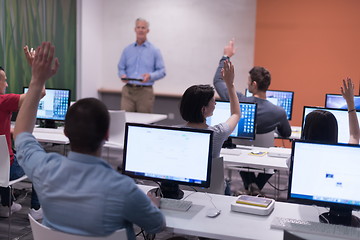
[221,146,290,171]
[22,112,167,146]
[138,184,351,240]
[125,112,167,124]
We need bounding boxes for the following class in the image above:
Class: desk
[137,184,347,240]
[125,112,167,124]
[221,146,290,199]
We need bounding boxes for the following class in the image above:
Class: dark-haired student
[213,39,291,193]
[14,42,165,239]
[180,59,241,158]
[0,46,42,220]
[302,77,359,145]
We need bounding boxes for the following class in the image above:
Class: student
[213,40,291,193]
[14,42,165,239]
[180,60,241,158]
[0,46,42,219]
[302,77,360,145]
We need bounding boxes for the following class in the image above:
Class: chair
[107,110,126,146]
[28,213,128,240]
[232,130,275,148]
[194,157,225,194]
[0,134,28,239]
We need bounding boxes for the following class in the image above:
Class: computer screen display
[325,94,360,110]
[23,87,71,121]
[206,101,257,140]
[302,106,360,144]
[289,140,360,225]
[245,89,294,120]
[122,123,213,198]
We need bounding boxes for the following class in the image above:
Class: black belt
[126,84,152,88]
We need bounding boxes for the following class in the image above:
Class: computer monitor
[122,123,213,199]
[206,101,257,140]
[302,106,360,144]
[325,94,360,110]
[23,87,71,128]
[288,140,360,226]
[245,89,294,120]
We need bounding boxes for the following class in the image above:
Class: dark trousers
[0,156,40,209]
[239,171,273,190]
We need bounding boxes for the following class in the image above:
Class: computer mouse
[206,208,221,218]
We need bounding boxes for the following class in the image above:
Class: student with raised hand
[180,60,241,158]
[302,78,359,145]
[214,39,291,194]
[14,42,165,239]
[341,77,360,144]
[0,46,43,219]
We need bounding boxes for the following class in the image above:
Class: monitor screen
[206,101,257,140]
[302,106,360,144]
[325,94,360,110]
[122,123,213,199]
[23,87,71,121]
[245,89,294,120]
[289,140,360,226]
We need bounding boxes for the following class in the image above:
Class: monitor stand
[319,206,360,227]
[39,119,57,129]
[222,137,236,149]
[148,181,184,199]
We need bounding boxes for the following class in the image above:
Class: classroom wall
[254,0,360,127]
[99,0,256,96]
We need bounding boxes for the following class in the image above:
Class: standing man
[118,18,166,113]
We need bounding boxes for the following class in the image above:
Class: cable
[266,181,288,191]
[204,192,221,212]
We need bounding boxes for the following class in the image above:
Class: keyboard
[34,127,64,134]
[160,198,192,212]
[220,148,242,156]
[271,217,360,239]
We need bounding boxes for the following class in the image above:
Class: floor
[0,143,290,240]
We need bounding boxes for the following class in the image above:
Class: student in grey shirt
[213,40,291,192]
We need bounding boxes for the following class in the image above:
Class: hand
[147,191,161,208]
[31,42,59,86]
[121,74,128,83]
[23,45,36,67]
[223,38,236,58]
[221,60,234,86]
[142,73,151,82]
[341,77,355,109]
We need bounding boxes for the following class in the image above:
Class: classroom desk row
[30,112,168,146]
[138,184,347,240]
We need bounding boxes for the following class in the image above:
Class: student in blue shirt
[14,42,165,240]
[118,18,166,113]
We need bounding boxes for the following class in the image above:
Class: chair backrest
[0,135,10,187]
[108,110,126,145]
[194,157,225,194]
[28,214,128,240]
[232,130,275,148]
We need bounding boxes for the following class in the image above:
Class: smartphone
[236,195,272,208]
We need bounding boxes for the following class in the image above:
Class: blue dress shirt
[15,132,165,240]
[118,41,166,86]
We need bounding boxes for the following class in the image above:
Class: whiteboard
[101,0,256,96]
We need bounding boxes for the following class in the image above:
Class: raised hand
[221,59,234,86]
[23,45,36,66]
[223,38,236,58]
[341,77,355,109]
[31,42,59,85]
